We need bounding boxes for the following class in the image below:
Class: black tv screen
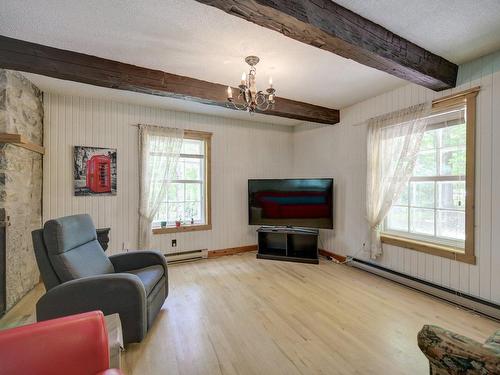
[248,178,334,229]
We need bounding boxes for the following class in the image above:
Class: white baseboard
[350,258,500,321]
[165,249,208,263]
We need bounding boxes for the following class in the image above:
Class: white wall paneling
[43,93,293,256]
[41,49,500,304]
[293,50,500,304]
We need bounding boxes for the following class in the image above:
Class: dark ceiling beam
[195,0,458,91]
[0,35,339,125]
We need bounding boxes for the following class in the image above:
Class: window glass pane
[381,136,411,175]
[181,139,204,155]
[437,210,465,240]
[173,159,185,180]
[185,183,201,201]
[441,124,466,147]
[167,203,183,222]
[387,206,408,232]
[155,202,168,222]
[184,201,202,222]
[410,208,434,236]
[151,181,164,199]
[414,150,436,176]
[437,181,465,210]
[440,147,465,176]
[395,183,409,205]
[184,159,202,180]
[410,181,434,208]
[420,129,437,151]
[167,183,184,202]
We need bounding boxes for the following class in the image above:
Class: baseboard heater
[164,249,208,264]
[349,258,500,321]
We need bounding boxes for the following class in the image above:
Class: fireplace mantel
[0,133,45,154]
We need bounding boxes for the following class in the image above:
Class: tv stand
[256,226,319,264]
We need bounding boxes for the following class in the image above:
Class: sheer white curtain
[138,125,184,249]
[366,103,431,258]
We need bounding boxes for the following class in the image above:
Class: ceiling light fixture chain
[227,56,276,113]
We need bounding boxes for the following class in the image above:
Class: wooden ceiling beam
[195,0,458,91]
[0,35,339,125]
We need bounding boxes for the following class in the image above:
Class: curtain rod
[351,86,480,127]
[432,86,480,105]
[130,124,213,137]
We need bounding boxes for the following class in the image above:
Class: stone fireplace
[0,70,43,314]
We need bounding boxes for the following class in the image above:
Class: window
[381,88,478,264]
[152,130,212,234]
[385,109,466,245]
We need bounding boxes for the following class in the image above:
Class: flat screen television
[248,178,334,229]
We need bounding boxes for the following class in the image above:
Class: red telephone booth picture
[86,155,112,193]
[74,146,116,196]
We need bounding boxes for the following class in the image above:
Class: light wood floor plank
[1,252,498,374]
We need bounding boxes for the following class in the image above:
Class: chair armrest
[36,273,147,344]
[418,325,500,374]
[109,251,169,301]
[0,311,111,375]
[109,250,167,274]
[485,331,500,353]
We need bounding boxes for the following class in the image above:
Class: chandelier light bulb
[227,86,233,99]
[241,72,246,86]
[269,77,273,88]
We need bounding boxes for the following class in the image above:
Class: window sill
[152,224,212,235]
[380,234,476,265]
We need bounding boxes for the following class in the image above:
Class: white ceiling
[1,0,500,125]
[335,0,500,64]
[0,0,404,117]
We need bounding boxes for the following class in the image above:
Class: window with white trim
[384,106,467,249]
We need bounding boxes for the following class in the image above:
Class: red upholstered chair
[0,311,124,375]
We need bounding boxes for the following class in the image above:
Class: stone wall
[0,70,43,310]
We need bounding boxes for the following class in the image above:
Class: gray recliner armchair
[31,214,168,344]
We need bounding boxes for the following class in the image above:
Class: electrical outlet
[172,239,177,247]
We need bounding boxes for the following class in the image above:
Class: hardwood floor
[0,282,44,330]
[1,252,499,374]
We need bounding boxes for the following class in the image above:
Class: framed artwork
[74,146,117,196]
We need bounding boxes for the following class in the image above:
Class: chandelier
[226,56,276,112]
